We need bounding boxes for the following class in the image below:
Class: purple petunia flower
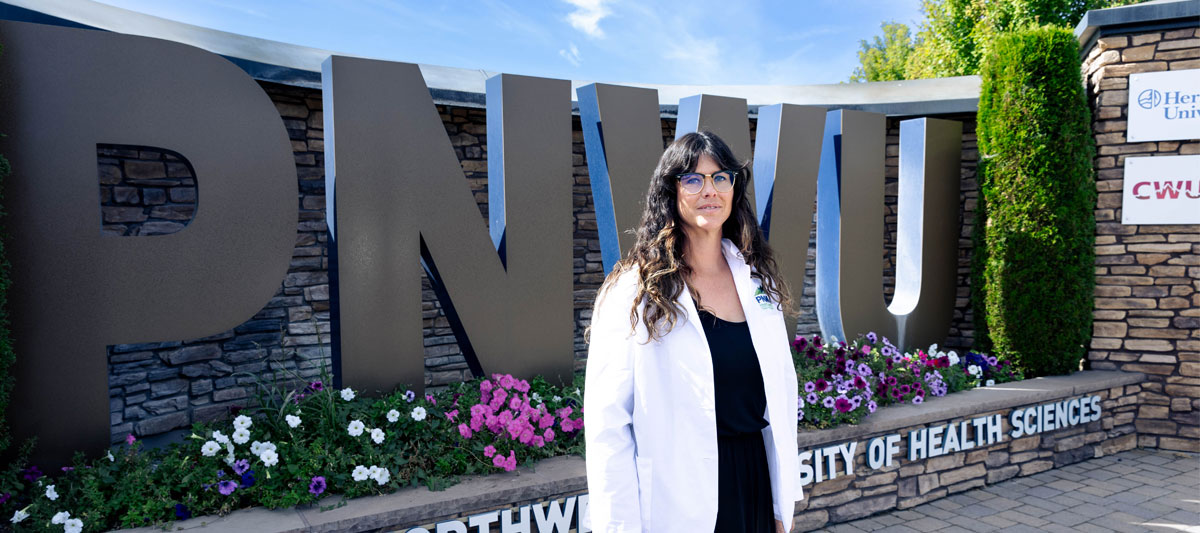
[806,392,819,405]
[834,398,853,413]
[404,390,416,402]
[899,385,911,395]
[0,493,9,505]
[858,363,872,376]
[309,380,324,392]
[867,400,878,413]
[912,396,924,405]
[987,356,999,367]
[822,396,836,408]
[844,360,855,372]
[21,466,43,483]
[804,381,816,393]
[867,332,877,344]
[814,379,828,392]
[232,459,250,476]
[218,480,238,495]
[241,470,256,489]
[309,476,327,496]
[175,503,191,520]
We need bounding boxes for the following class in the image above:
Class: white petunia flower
[369,465,390,485]
[351,465,370,482]
[929,343,938,353]
[250,441,264,455]
[233,414,253,430]
[232,428,251,445]
[64,517,83,533]
[51,511,70,524]
[986,379,996,387]
[410,406,427,422]
[531,392,542,403]
[552,395,562,402]
[105,450,115,462]
[340,388,356,401]
[212,431,230,445]
[259,449,279,467]
[967,364,982,377]
[45,484,59,501]
[286,414,302,428]
[259,441,276,454]
[386,409,400,423]
[371,428,385,444]
[201,440,221,457]
[10,509,28,523]
[347,420,365,437]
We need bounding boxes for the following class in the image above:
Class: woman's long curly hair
[599,131,795,342]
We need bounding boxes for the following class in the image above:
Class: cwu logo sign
[1137,88,1161,110]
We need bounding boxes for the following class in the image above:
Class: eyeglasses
[675,170,737,194]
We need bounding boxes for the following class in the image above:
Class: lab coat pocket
[635,456,652,530]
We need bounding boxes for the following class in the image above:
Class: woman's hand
[776,519,787,533]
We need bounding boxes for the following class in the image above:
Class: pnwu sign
[0,21,962,462]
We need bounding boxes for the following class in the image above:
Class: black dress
[698,309,776,533]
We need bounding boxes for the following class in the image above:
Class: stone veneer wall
[1080,27,1200,452]
[790,374,1143,530]
[104,81,984,442]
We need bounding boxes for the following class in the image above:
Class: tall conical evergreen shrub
[974,27,1096,376]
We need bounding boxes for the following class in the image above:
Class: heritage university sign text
[0,21,962,462]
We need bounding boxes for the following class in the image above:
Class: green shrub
[975,26,1096,376]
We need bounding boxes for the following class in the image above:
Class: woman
[584,131,801,533]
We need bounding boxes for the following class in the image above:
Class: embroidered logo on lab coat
[754,286,772,309]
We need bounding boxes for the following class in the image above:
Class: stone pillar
[1077,1,1200,452]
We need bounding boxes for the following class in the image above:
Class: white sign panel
[1127,69,1200,142]
[1122,155,1200,225]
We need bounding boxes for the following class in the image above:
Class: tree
[850,0,1150,81]
[850,22,916,82]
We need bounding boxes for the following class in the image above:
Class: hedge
[974,26,1096,376]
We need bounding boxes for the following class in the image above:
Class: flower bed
[1,334,1027,532]
[0,372,585,532]
[793,333,1023,429]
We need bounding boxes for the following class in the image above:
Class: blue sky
[96,0,925,86]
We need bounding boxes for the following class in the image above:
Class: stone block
[1158,38,1200,51]
[1158,437,1200,453]
[1135,419,1177,435]
[938,464,985,486]
[791,510,828,532]
[149,378,189,398]
[829,494,896,522]
[143,396,188,415]
[1093,322,1127,337]
[135,412,189,435]
[165,344,221,365]
[1020,460,1053,475]
[925,454,964,473]
[987,464,1019,484]
[1009,436,1040,452]
[1122,44,1156,61]
[855,471,897,488]
[809,489,861,508]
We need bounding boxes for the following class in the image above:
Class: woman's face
[675,154,733,235]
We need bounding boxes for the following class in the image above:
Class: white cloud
[563,0,611,38]
[559,43,582,66]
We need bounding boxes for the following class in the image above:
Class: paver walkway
[812,448,1199,533]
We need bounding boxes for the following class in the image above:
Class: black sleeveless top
[698,308,775,532]
[697,309,768,436]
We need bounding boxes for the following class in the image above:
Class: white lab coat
[584,238,801,533]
